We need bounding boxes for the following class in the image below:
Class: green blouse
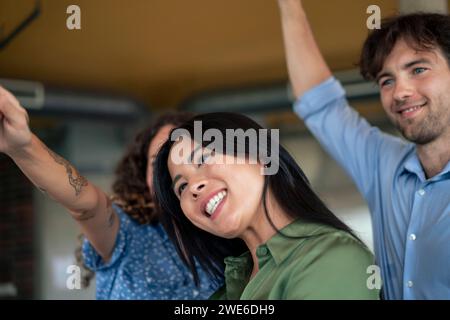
[211,219,380,300]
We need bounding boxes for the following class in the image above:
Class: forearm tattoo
[45,146,88,196]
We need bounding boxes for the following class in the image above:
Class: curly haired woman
[0,95,221,300]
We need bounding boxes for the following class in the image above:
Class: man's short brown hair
[359,13,450,81]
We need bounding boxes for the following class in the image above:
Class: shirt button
[409,234,416,241]
[407,281,414,288]
[257,247,268,256]
[418,189,425,196]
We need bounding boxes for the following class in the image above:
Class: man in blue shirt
[277,0,449,299]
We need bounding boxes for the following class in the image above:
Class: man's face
[376,39,450,145]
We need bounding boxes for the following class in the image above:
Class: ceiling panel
[0,0,397,109]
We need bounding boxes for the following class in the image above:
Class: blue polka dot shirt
[82,204,221,300]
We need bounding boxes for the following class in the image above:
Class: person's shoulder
[111,203,155,230]
[110,203,165,245]
[295,225,374,267]
[285,226,379,299]
[378,133,415,162]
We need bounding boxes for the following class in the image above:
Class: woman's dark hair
[360,13,450,81]
[75,111,194,288]
[153,112,361,285]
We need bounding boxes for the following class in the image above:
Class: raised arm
[0,86,119,261]
[277,0,332,97]
[276,1,407,201]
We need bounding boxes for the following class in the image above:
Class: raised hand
[276,0,331,97]
[0,86,32,156]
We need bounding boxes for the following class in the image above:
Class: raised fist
[0,86,32,156]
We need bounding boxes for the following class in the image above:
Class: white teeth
[401,103,425,114]
[205,191,227,215]
[404,106,420,113]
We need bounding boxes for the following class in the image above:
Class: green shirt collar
[210,219,377,300]
[221,219,335,298]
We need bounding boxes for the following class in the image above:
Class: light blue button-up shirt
[294,77,450,300]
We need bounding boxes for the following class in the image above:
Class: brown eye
[178,183,187,195]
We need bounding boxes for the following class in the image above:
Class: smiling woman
[153,112,380,299]
[0,89,220,300]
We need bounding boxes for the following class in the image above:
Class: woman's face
[167,136,265,239]
[146,125,174,193]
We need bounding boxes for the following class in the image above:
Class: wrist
[278,0,305,18]
[7,133,36,160]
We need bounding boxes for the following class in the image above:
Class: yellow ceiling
[0,0,398,109]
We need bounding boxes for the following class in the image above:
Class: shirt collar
[223,252,252,299]
[223,219,333,270]
[402,148,426,181]
[221,220,342,299]
[442,162,450,175]
[402,146,450,182]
